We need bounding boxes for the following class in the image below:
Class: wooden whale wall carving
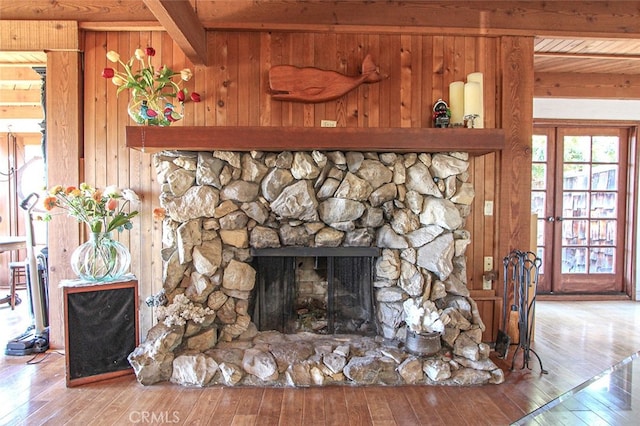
[268,54,388,103]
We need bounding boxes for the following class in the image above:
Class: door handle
[556,216,564,222]
[546,216,555,222]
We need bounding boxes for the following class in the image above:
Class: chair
[9,260,27,310]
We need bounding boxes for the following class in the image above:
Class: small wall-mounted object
[268,54,387,103]
[433,99,450,128]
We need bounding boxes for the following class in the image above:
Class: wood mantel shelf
[126,126,504,155]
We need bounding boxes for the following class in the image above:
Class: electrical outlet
[483,256,493,272]
[482,278,492,290]
[484,200,494,216]
[321,120,337,127]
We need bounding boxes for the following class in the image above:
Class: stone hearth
[128,149,504,387]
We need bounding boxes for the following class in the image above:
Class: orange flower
[43,196,58,211]
[41,182,139,233]
[153,207,166,221]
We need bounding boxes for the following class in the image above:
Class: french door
[531,126,628,294]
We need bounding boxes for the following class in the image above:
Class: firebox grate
[251,248,380,336]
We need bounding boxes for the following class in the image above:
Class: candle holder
[464,114,479,128]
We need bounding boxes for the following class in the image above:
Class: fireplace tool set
[499,250,547,374]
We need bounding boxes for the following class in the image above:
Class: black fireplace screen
[251,248,379,336]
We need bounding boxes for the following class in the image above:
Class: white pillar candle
[466,72,484,128]
[463,81,482,127]
[448,81,464,125]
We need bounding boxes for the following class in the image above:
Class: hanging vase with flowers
[42,183,140,282]
[101,47,201,126]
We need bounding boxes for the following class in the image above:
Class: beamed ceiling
[1,0,640,128]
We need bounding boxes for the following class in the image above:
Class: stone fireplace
[128,148,504,387]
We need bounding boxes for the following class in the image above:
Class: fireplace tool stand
[503,250,547,374]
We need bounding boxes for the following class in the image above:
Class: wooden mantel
[126,126,504,155]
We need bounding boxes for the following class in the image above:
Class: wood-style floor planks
[279,388,304,425]
[302,387,326,424]
[343,386,373,425]
[256,387,284,425]
[1,300,639,425]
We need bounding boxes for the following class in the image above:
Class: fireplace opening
[251,248,380,336]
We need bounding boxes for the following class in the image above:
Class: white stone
[242,348,279,381]
[222,259,256,291]
[171,353,218,387]
[419,197,463,230]
[416,233,455,280]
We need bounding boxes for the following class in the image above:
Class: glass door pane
[532,126,627,294]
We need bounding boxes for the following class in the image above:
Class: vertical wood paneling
[81,30,509,341]
[247,35,262,127]
[420,36,433,128]
[214,32,230,126]
[116,32,132,250]
[46,50,83,348]
[237,34,251,127]
[366,34,381,127]
[409,35,423,128]
[431,36,445,107]
[83,32,101,191]
[105,32,120,189]
[499,36,534,290]
[258,32,272,126]
[399,34,412,128]
[226,33,240,127]
[387,35,402,128]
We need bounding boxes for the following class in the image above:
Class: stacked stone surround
[128,149,504,387]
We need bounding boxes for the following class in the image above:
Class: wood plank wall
[77,30,507,342]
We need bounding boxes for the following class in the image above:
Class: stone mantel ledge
[126,126,505,155]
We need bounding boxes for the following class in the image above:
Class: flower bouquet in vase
[102,47,201,126]
[43,183,139,282]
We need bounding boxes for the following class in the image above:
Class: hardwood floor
[1,299,639,425]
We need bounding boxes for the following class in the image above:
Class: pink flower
[190,92,201,102]
[101,68,115,79]
[107,198,118,211]
[177,90,185,102]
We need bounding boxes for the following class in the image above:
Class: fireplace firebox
[251,247,380,336]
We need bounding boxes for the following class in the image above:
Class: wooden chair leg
[10,268,17,310]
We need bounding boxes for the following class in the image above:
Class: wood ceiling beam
[1,2,640,39]
[535,72,640,98]
[535,52,640,61]
[0,89,41,105]
[142,0,207,66]
[0,67,42,82]
[0,105,44,119]
[0,20,78,51]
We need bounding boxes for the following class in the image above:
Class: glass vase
[71,232,131,282]
[127,93,183,126]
